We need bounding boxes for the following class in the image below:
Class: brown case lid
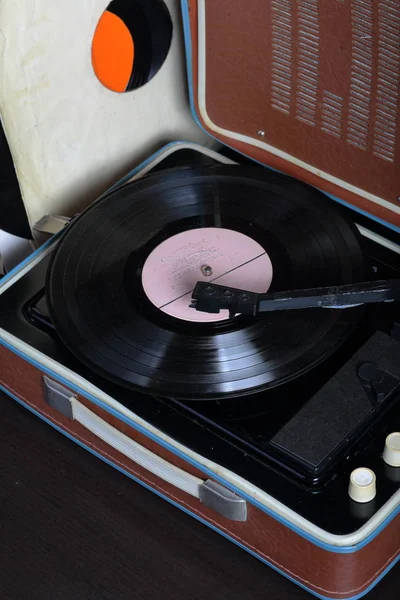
[184,0,400,229]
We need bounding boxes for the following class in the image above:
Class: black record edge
[45,164,370,401]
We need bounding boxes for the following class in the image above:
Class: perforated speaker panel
[186,0,400,227]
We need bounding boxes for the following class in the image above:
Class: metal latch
[199,480,247,522]
[43,376,74,418]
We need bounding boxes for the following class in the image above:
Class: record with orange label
[92,0,172,92]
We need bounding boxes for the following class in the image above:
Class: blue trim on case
[0,233,60,287]
[0,334,399,555]
[181,2,206,138]
[1,383,398,600]
[180,1,400,236]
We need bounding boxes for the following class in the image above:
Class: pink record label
[141,228,273,322]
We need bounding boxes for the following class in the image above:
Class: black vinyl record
[46,165,369,400]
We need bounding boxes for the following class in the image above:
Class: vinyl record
[46,165,369,400]
[91,0,172,93]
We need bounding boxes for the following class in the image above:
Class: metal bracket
[199,480,247,521]
[33,214,71,235]
[43,376,75,418]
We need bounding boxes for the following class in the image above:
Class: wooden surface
[0,391,398,600]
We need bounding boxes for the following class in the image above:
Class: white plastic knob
[348,468,376,503]
[383,432,400,467]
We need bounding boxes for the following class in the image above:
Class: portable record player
[0,141,399,600]
[1,1,400,599]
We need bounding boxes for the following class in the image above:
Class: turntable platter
[46,165,368,400]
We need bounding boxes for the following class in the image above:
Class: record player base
[0,342,399,600]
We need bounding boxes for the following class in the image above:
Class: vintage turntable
[1,0,400,598]
[0,142,399,600]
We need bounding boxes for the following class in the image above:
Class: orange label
[92,10,134,93]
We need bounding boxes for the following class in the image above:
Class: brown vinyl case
[183,0,400,230]
[0,142,399,600]
[0,338,399,600]
[1,0,400,596]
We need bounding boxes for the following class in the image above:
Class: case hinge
[33,214,71,235]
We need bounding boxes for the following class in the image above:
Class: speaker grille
[296,0,320,127]
[199,0,400,219]
[347,0,373,151]
[373,0,400,163]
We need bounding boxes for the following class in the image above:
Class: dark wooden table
[0,391,398,599]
